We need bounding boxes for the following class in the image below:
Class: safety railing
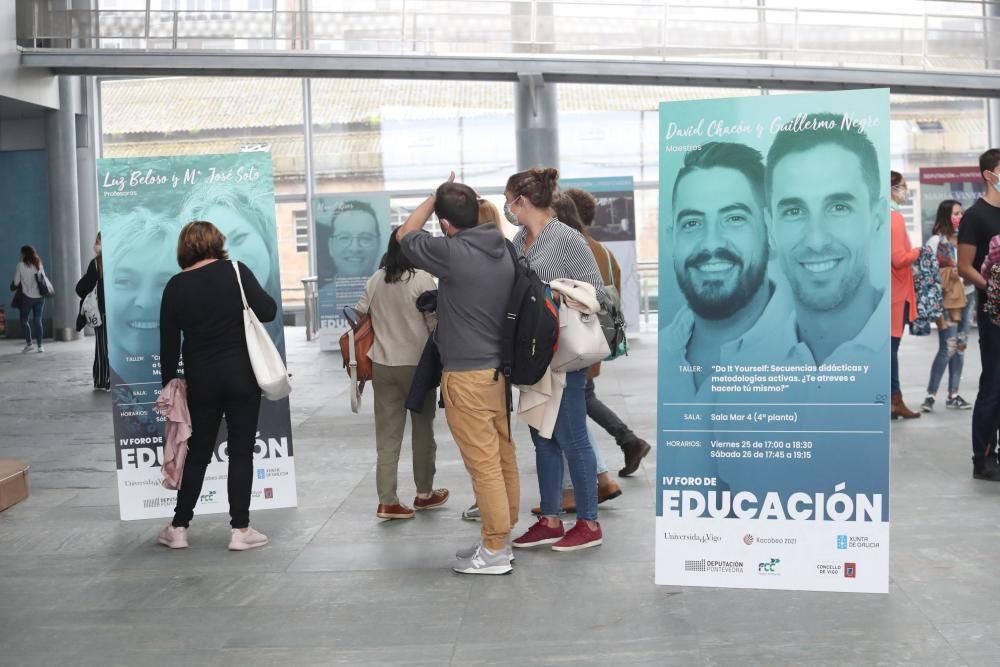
[17,1,1000,73]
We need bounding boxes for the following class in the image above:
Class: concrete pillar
[77,76,99,267]
[989,100,1000,149]
[514,74,559,171]
[45,76,83,342]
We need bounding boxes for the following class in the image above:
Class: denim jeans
[926,323,963,396]
[530,369,598,521]
[972,303,1000,469]
[562,427,607,490]
[19,296,43,346]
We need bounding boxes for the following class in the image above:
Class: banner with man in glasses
[314,193,392,351]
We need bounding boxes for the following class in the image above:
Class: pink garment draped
[154,378,191,491]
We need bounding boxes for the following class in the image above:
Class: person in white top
[355,231,446,520]
[10,245,47,353]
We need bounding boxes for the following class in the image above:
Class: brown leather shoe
[531,493,577,516]
[376,503,415,519]
[598,480,623,504]
[891,392,920,420]
[413,488,450,510]
[619,438,651,477]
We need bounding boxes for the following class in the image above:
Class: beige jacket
[516,280,601,438]
[356,269,437,367]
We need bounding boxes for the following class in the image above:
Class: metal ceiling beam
[19,49,1000,97]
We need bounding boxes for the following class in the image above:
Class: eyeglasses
[332,233,378,248]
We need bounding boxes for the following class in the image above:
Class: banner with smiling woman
[656,90,890,593]
[98,152,297,521]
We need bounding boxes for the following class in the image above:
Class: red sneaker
[512,518,565,549]
[551,521,603,552]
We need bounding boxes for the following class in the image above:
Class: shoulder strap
[232,261,250,311]
[602,244,615,288]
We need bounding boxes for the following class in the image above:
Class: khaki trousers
[373,362,437,505]
[441,369,519,551]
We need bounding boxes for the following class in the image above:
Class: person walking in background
[505,168,608,553]
[564,187,652,476]
[10,245,47,354]
[921,200,971,412]
[957,148,1000,481]
[76,232,110,390]
[890,171,921,419]
[355,232,446,520]
[157,221,277,551]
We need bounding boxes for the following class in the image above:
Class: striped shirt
[513,219,607,303]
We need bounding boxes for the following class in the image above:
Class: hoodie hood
[456,224,508,259]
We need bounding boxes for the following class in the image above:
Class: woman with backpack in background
[76,232,110,390]
[505,167,610,553]
[354,232,445,520]
[10,245,48,354]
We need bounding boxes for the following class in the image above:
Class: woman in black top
[75,232,110,390]
[157,221,277,552]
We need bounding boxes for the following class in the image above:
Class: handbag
[339,306,375,413]
[596,245,628,361]
[81,290,102,328]
[550,280,611,373]
[232,261,291,401]
[35,270,54,298]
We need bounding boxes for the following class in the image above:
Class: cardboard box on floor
[0,460,29,511]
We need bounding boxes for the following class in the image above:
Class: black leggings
[172,357,261,529]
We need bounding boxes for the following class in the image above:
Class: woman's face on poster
[206,204,272,288]
[108,236,176,355]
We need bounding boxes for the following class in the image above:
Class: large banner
[98,152,297,521]
[656,90,891,593]
[314,193,392,351]
[918,166,984,243]
[562,176,641,333]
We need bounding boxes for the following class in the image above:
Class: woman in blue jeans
[10,245,46,353]
[922,201,973,412]
[504,167,609,553]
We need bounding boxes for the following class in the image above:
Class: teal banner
[98,152,296,520]
[656,90,891,593]
[314,193,392,351]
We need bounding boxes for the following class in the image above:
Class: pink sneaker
[551,521,603,552]
[512,518,565,548]
[158,523,189,549]
[228,526,269,551]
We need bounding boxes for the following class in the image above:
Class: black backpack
[499,241,559,387]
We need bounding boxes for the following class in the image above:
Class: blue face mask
[993,172,1000,193]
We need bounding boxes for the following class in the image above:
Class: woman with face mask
[921,200,972,412]
[504,167,610,554]
[76,232,110,390]
[889,171,921,419]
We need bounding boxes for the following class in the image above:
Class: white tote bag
[232,261,291,401]
[81,290,102,328]
[549,280,610,373]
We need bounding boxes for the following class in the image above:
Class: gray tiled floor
[0,326,997,666]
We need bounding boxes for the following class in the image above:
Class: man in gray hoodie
[398,178,518,575]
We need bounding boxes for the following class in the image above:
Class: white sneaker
[158,523,189,549]
[21,344,34,354]
[228,526,268,551]
[451,543,513,575]
[36,346,44,354]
